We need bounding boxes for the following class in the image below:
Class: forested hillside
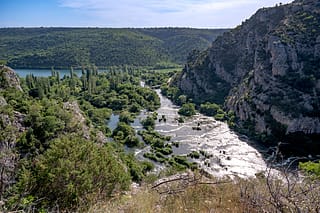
[0,27,228,68]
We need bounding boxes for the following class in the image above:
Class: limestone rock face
[174,0,320,153]
[0,106,25,197]
[0,65,23,91]
[63,101,108,144]
[0,66,25,195]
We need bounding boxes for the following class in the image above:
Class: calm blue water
[108,114,120,131]
[14,69,83,78]
[15,68,108,78]
[107,113,143,132]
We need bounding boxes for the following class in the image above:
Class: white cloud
[59,0,293,27]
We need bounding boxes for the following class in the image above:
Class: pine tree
[51,66,56,77]
[56,71,60,84]
[70,66,74,79]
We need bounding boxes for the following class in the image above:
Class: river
[140,89,272,178]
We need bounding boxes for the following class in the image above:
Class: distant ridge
[0,27,228,68]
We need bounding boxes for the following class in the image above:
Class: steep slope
[0,65,25,198]
[135,28,228,63]
[0,28,227,68]
[0,65,23,91]
[175,0,320,155]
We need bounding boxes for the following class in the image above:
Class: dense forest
[0,27,228,68]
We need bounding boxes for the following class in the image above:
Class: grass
[88,183,247,213]
[87,170,320,213]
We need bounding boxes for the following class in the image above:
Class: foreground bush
[8,135,130,211]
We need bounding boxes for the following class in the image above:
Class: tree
[178,103,196,116]
[112,122,135,142]
[13,135,131,209]
[119,111,134,124]
[178,95,187,105]
[141,116,155,130]
[199,102,220,116]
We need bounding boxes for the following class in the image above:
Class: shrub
[178,103,196,116]
[11,135,130,210]
[141,116,155,130]
[299,161,320,178]
[199,102,220,116]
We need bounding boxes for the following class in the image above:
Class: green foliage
[88,107,112,126]
[120,153,154,182]
[0,88,31,113]
[112,122,135,141]
[299,161,320,178]
[0,28,227,68]
[11,136,130,210]
[178,103,196,116]
[214,109,226,121]
[119,111,135,124]
[188,151,200,159]
[177,95,187,105]
[199,102,221,116]
[141,67,179,87]
[17,99,73,157]
[161,85,182,104]
[0,59,7,65]
[124,135,141,148]
[167,156,198,171]
[137,28,228,63]
[141,115,156,130]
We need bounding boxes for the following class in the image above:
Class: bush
[11,135,130,210]
[189,151,200,159]
[141,116,156,130]
[178,103,196,116]
[299,161,320,178]
[112,122,135,142]
[119,111,134,124]
[199,102,220,116]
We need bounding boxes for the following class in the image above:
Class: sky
[0,0,293,28]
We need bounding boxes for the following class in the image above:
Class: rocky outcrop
[0,65,23,91]
[0,110,26,197]
[175,0,320,154]
[63,101,108,144]
[0,66,25,197]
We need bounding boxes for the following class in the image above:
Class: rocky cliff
[0,65,23,91]
[175,0,320,155]
[0,66,25,198]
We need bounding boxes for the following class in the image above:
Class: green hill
[0,27,228,69]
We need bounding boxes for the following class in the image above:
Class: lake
[14,68,108,78]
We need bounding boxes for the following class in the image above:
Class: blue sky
[1,0,293,28]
